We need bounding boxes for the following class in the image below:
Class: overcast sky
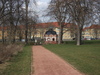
[29,0,51,22]
[37,0,50,10]
[36,0,50,22]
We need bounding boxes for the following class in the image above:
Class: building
[0,22,99,42]
[0,25,26,41]
[83,25,100,40]
[44,28,57,44]
[34,22,76,40]
[0,27,7,41]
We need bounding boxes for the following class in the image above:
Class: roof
[35,22,74,28]
[3,22,100,31]
[45,29,57,35]
[90,25,100,29]
[83,27,90,31]
[0,25,25,30]
[35,22,59,28]
[0,27,7,30]
[83,25,100,31]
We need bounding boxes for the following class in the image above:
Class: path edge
[31,46,34,75]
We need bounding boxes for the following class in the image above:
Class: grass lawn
[1,46,32,75]
[43,41,100,75]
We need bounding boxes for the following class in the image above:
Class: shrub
[0,44,23,64]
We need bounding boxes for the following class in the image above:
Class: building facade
[34,22,76,41]
[44,28,57,44]
[83,25,100,40]
[0,22,100,41]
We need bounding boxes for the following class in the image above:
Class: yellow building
[0,27,7,40]
[34,22,76,40]
[0,22,77,41]
[83,25,100,40]
[0,23,99,41]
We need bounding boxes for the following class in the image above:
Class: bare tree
[0,0,9,21]
[47,0,70,44]
[6,0,25,43]
[25,0,36,44]
[93,0,100,24]
[47,0,99,45]
[25,0,29,44]
[28,16,37,42]
[0,0,8,43]
[10,0,24,43]
[66,0,95,45]
[0,0,37,44]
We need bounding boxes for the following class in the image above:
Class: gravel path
[32,46,84,75]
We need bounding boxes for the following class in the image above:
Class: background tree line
[0,0,38,44]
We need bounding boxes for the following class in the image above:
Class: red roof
[35,22,59,28]
[0,25,25,30]
[0,27,7,30]
[83,25,100,31]
[0,22,79,30]
[90,25,100,29]
[83,27,90,31]
[35,22,74,28]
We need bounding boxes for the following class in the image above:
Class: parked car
[87,38,91,40]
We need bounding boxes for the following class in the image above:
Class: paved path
[32,46,84,75]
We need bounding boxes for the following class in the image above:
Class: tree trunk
[25,29,28,43]
[25,0,28,44]
[12,28,16,43]
[58,23,63,44]
[2,2,5,44]
[8,0,14,44]
[61,26,63,43]
[29,31,31,42]
[2,25,5,44]
[19,30,22,42]
[58,28,61,44]
[77,27,82,45]
[12,30,16,43]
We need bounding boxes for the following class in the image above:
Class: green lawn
[43,42,100,75]
[1,46,32,75]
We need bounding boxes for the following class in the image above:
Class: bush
[0,44,23,64]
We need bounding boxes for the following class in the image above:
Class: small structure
[44,28,58,44]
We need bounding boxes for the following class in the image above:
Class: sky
[29,0,50,22]
[36,0,50,22]
[23,0,50,22]
[37,0,50,10]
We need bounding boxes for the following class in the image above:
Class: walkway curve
[32,46,84,75]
